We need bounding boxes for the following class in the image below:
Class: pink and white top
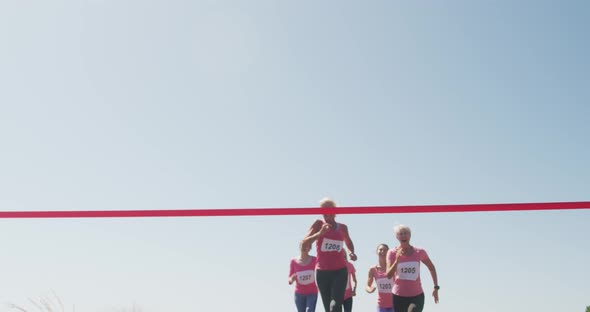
[387,246,429,297]
[289,256,319,295]
[315,222,347,270]
[344,261,356,300]
[372,266,394,308]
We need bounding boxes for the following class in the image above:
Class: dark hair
[377,243,389,251]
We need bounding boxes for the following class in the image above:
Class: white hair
[319,197,336,207]
[394,224,411,235]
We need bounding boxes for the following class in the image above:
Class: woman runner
[386,225,439,312]
[343,253,357,312]
[366,243,394,312]
[289,241,319,312]
[302,198,357,312]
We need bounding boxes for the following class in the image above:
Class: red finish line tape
[0,201,588,218]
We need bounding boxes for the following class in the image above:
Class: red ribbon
[0,201,588,218]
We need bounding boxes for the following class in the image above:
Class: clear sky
[1,1,589,311]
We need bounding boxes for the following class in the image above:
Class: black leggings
[343,297,353,312]
[393,293,425,312]
[316,267,348,312]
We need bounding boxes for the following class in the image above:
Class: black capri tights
[316,267,348,312]
[393,293,425,312]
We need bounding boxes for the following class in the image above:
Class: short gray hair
[319,198,336,207]
[394,224,411,235]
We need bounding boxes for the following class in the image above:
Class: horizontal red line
[0,201,588,218]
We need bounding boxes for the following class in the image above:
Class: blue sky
[1,1,589,311]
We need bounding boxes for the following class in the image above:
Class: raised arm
[302,220,329,248]
[386,249,401,279]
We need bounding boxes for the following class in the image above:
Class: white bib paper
[296,270,315,285]
[376,278,393,293]
[320,238,343,252]
[397,261,419,280]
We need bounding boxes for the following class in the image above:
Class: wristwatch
[434,285,440,290]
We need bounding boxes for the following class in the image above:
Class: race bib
[296,270,315,285]
[376,278,393,293]
[397,261,419,280]
[320,238,343,252]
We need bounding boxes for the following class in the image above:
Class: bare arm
[365,268,376,293]
[303,220,334,250]
[422,257,439,303]
[288,261,296,285]
[302,220,324,248]
[341,224,357,261]
[386,249,401,279]
[351,270,358,296]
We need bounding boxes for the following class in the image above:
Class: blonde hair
[319,198,336,208]
[394,224,411,235]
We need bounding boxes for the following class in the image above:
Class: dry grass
[8,291,65,312]
[7,292,142,312]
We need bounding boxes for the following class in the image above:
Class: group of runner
[288,198,439,312]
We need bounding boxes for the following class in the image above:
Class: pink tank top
[344,261,356,300]
[289,256,319,295]
[387,246,429,297]
[315,222,347,270]
[373,266,394,307]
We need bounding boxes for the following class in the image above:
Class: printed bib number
[397,261,419,280]
[320,238,343,253]
[296,270,315,285]
[376,278,393,293]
